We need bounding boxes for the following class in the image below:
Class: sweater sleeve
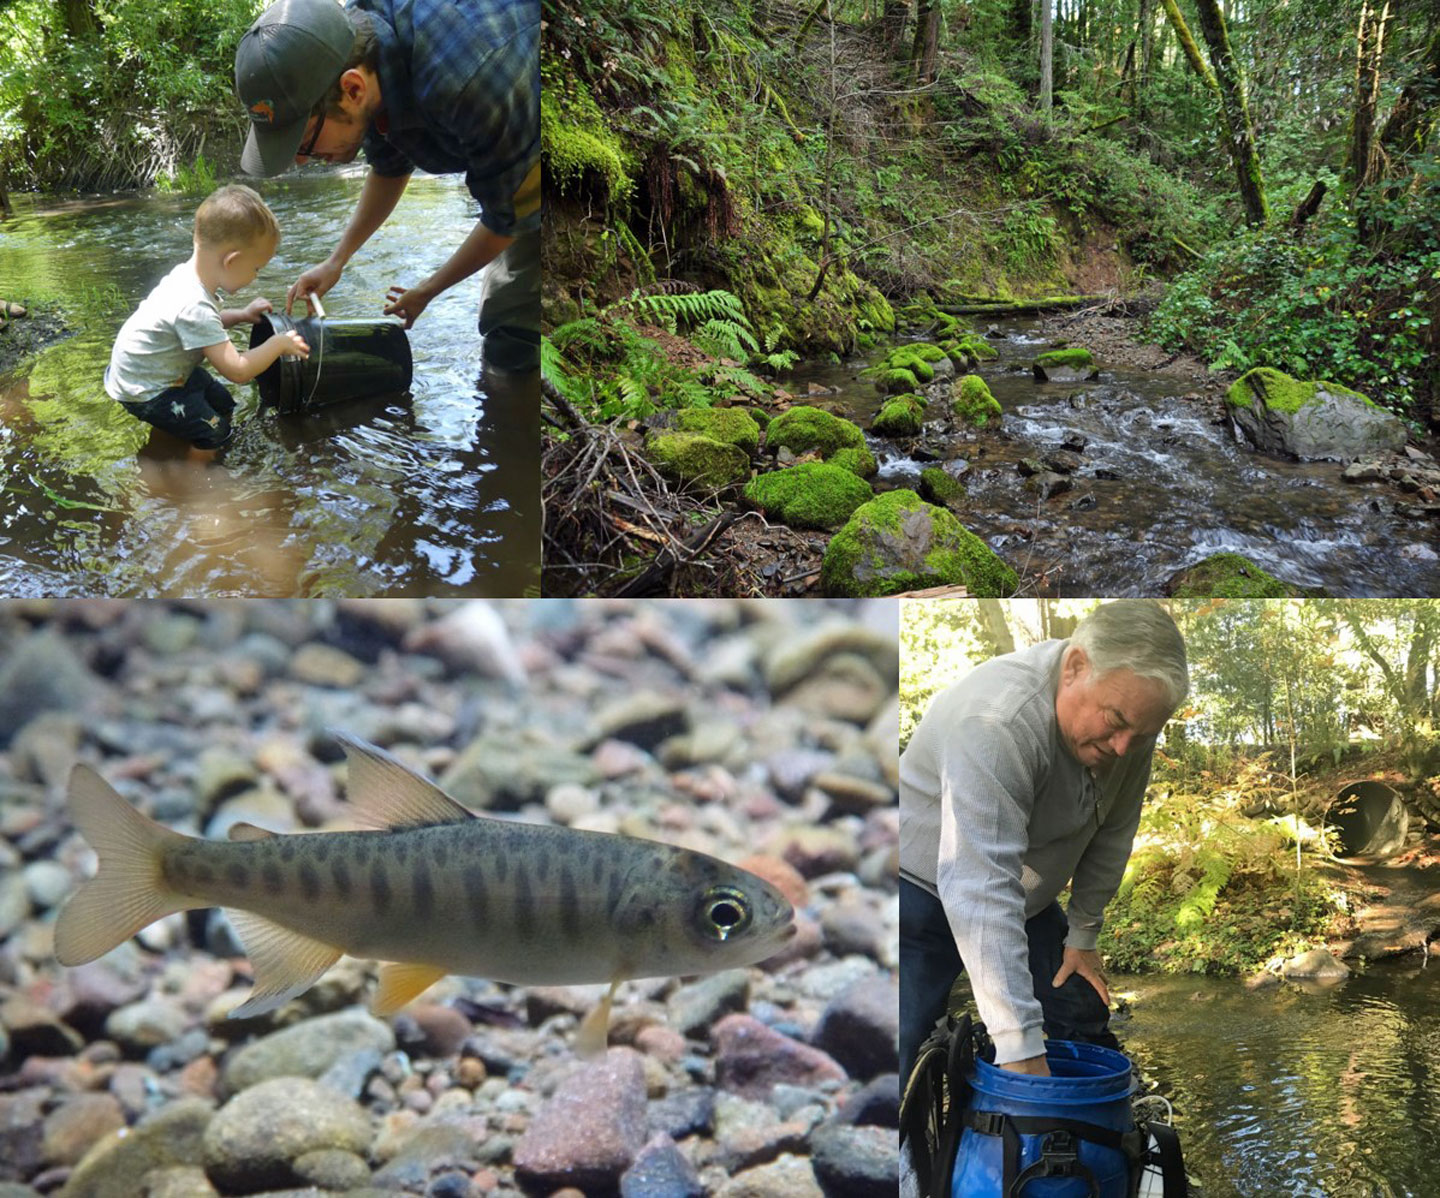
[1063,746,1153,950]
[936,712,1049,1065]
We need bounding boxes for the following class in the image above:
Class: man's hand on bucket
[383,282,435,329]
[287,261,343,315]
[1000,1054,1052,1076]
[1053,946,1111,1005]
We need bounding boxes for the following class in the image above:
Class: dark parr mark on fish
[412,860,434,920]
[310,838,331,863]
[352,839,371,866]
[193,862,215,885]
[535,847,551,882]
[331,859,352,899]
[262,861,284,893]
[278,839,296,862]
[462,862,486,920]
[607,866,624,918]
[559,863,581,941]
[430,838,448,869]
[299,862,321,902]
[226,862,250,888]
[515,866,535,937]
[371,860,391,914]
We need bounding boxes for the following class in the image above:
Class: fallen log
[937,294,1111,316]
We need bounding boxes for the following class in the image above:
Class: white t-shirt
[104,260,227,402]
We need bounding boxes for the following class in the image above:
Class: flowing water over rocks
[810,318,1440,596]
[0,173,537,597]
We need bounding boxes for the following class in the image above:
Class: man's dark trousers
[899,877,1118,1083]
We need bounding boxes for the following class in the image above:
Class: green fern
[1175,850,1233,930]
[693,317,758,361]
[608,286,750,334]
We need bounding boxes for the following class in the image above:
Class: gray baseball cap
[236,0,354,176]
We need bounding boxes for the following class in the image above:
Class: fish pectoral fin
[227,822,277,842]
[574,979,621,1061]
[332,733,476,830]
[224,909,342,1020]
[371,962,448,1017]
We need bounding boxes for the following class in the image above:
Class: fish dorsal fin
[371,962,448,1017]
[228,822,277,842]
[224,909,342,1020]
[332,732,475,830]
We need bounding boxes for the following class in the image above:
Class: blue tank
[951,1040,1137,1198]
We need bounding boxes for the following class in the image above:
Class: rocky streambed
[0,599,899,1197]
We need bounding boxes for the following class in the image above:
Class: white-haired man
[899,600,1188,1080]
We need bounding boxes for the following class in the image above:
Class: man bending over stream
[234,0,540,372]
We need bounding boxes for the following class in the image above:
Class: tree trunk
[911,0,940,84]
[1136,0,1156,126]
[880,0,910,54]
[1346,0,1391,199]
[1379,23,1440,162]
[974,600,1016,659]
[1039,0,1054,118]
[1191,0,1268,226]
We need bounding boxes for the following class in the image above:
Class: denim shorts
[119,366,236,449]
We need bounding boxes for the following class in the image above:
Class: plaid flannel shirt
[350,0,540,237]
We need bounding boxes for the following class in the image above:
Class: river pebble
[0,600,897,1196]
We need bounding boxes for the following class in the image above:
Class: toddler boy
[105,184,309,455]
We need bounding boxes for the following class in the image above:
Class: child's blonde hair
[194,184,280,250]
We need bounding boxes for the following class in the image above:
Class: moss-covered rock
[743,462,874,529]
[1223,366,1408,462]
[675,407,761,455]
[1165,552,1303,598]
[957,334,998,362]
[872,396,925,437]
[540,62,634,202]
[870,366,922,394]
[1034,347,1094,369]
[645,431,751,490]
[952,375,1002,428]
[828,445,878,478]
[766,405,867,459]
[821,489,1018,597]
[1032,346,1096,382]
[919,466,965,505]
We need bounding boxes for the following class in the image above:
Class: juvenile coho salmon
[54,734,796,1052]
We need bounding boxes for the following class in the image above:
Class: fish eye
[699,885,752,941]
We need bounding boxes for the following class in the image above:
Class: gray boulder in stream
[1224,367,1407,462]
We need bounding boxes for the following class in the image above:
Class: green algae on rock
[743,461,874,530]
[820,489,1017,597]
[951,374,1002,428]
[644,430,752,490]
[1165,551,1304,598]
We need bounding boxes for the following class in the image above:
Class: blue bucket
[951,1040,1136,1198]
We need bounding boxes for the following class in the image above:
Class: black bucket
[1325,780,1410,858]
[249,312,412,414]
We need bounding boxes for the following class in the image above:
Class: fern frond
[693,318,758,361]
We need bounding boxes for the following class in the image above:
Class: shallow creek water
[797,321,1440,596]
[1117,963,1440,1197]
[0,170,537,596]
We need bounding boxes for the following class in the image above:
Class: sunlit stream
[1117,964,1440,1197]
[793,319,1440,596]
[0,170,537,596]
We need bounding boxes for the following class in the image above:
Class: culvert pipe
[1325,781,1409,858]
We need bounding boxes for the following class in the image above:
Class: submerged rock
[1224,366,1408,462]
[820,490,1018,597]
[1281,948,1350,980]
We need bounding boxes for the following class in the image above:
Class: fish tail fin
[54,764,193,966]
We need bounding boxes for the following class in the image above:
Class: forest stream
[0,171,538,597]
[798,319,1440,597]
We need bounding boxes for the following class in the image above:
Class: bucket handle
[1009,1128,1100,1198]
